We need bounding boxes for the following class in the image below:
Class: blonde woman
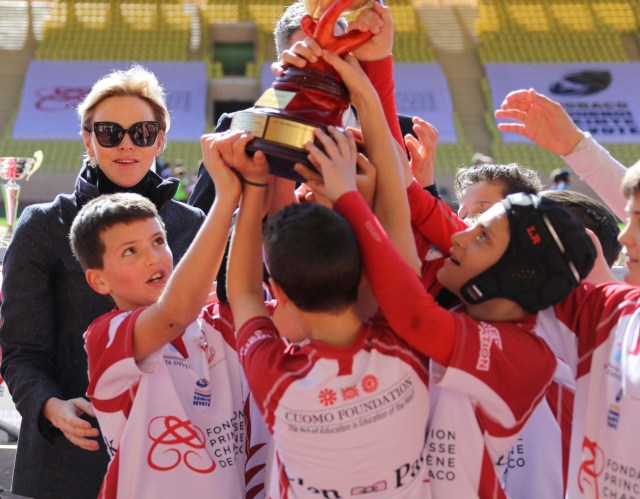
[0,65,204,498]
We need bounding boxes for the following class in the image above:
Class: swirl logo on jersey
[549,71,612,97]
[577,437,605,498]
[147,416,216,473]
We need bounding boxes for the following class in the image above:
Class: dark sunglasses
[84,121,160,148]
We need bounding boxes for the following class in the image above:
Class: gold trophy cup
[230,0,375,181]
[0,151,43,248]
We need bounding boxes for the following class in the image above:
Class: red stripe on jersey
[86,308,145,400]
[478,446,506,499]
[98,448,120,499]
[237,317,318,430]
[337,357,353,376]
[92,383,136,415]
[277,453,290,499]
[475,365,553,438]
[546,382,574,495]
[203,302,237,350]
[246,483,264,499]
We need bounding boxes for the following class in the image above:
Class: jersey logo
[577,437,605,498]
[147,416,216,473]
[351,480,387,495]
[318,388,337,407]
[361,374,379,393]
[476,322,503,371]
[526,225,541,246]
[341,385,360,401]
[193,379,212,407]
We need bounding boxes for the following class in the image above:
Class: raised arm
[322,50,421,274]
[131,132,242,359]
[225,136,272,330]
[351,2,404,148]
[495,88,627,218]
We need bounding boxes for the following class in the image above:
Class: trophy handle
[26,150,43,181]
[303,0,378,56]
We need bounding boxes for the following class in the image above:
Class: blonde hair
[77,64,170,134]
[622,163,640,199]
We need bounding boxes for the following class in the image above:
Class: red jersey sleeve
[85,308,146,413]
[407,180,468,255]
[553,282,640,378]
[437,313,556,432]
[236,316,317,430]
[334,191,456,365]
[361,56,404,148]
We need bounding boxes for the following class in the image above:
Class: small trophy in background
[0,151,43,248]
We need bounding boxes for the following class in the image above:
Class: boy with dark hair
[226,45,433,496]
[263,203,361,313]
[70,135,268,498]
[228,132,432,497]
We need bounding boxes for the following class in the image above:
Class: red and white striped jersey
[85,303,268,499]
[237,315,432,499]
[549,282,640,498]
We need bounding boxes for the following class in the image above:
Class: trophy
[0,151,43,247]
[230,0,375,181]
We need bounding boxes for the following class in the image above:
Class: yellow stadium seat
[593,2,638,31]
[506,4,550,32]
[549,3,595,31]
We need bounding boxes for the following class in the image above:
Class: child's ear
[85,269,111,296]
[268,278,288,307]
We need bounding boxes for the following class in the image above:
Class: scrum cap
[460,193,596,312]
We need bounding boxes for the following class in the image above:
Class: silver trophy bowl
[0,151,43,249]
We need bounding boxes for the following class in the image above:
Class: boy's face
[457,181,504,223]
[619,191,640,286]
[87,217,173,310]
[438,202,510,297]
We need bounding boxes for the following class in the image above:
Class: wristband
[243,178,269,188]
[230,167,268,187]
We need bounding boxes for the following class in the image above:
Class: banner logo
[549,71,611,96]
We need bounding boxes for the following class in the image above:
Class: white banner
[12,61,207,141]
[260,62,458,142]
[486,62,640,144]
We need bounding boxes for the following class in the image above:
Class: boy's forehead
[101,217,164,244]
[625,191,640,214]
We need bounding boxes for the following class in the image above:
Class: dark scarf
[78,160,179,209]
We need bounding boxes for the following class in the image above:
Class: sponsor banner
[260,62,458,142]
[12,61,207,141]
[486,63,640,144]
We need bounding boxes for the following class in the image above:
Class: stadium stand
[0,0,639,197]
